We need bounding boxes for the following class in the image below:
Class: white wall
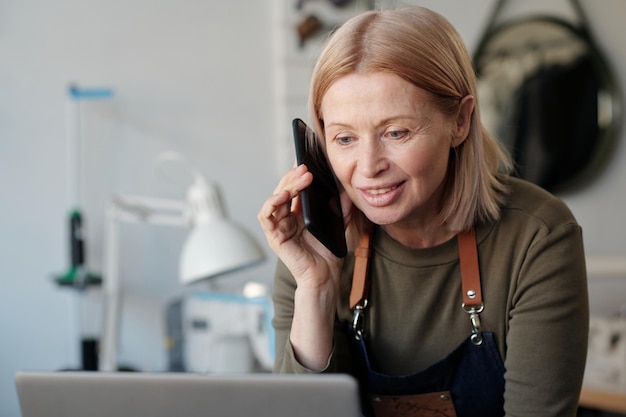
[1,1,280,415]
[1,1,625,416]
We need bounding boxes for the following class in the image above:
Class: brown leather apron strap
[350,227,482,309]
[349,227,484,417]
[457,228,482,308]
[349,224,372,310]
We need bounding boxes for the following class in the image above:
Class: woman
[258,6,588,417]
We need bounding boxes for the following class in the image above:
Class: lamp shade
[179,217,265,285]
[178,171,264,284]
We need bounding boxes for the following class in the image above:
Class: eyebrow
[324,114,431,131]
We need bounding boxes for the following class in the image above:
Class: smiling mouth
[365,185,398,195]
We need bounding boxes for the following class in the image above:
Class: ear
[451,95,475,148]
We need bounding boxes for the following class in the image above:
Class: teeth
[367,187,395,195]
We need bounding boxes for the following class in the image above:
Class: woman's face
[321,72,466,234]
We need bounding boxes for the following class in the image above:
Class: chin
[361,211,401,227]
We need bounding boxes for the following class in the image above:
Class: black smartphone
[292,118,347,258]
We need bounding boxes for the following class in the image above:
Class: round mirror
[474,16,621,193]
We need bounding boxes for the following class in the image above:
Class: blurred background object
[474,0,621,194]
[98,151,265,372]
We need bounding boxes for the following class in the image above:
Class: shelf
[579,386,626,414]
[586,255,626,279]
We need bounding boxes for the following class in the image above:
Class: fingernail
[295,164,307,175]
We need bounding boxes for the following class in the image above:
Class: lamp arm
[110,194,191,227]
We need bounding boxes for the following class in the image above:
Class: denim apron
[348,228,505,417]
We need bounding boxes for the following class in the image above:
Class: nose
[358,139,387,178]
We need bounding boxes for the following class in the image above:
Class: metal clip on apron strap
[350,226,484,345]
[458,228,484,345]
[350,224,372,340]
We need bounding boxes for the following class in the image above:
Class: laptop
[15,371,362,417]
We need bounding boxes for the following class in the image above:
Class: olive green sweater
[272,176,589,417]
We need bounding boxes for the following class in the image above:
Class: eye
[335,135,354,145]
[384,128,410,140]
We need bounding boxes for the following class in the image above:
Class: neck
[382,222,455,249]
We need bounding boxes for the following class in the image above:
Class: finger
[291,190,302,214]
[258,190,291,230]
[272,164,311,195]
[274,193,294,220]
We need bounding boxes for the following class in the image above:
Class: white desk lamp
[98,152,265,372]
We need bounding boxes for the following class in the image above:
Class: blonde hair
[309,6,512,232]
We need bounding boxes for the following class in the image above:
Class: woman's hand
[258,164,344,289]
[258,163,348,370]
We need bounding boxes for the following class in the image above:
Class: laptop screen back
[15,371,362,417]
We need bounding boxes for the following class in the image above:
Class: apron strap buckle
[352,299,368,341]
[462,303,484,345]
